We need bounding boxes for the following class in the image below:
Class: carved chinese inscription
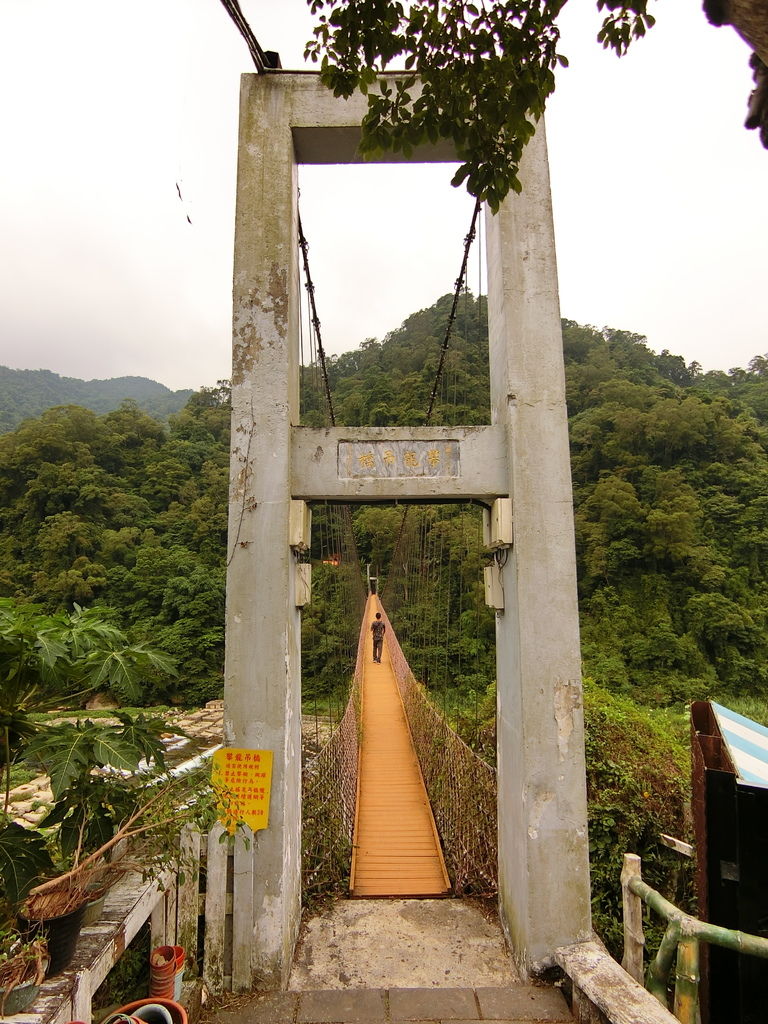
[338,440,460,479]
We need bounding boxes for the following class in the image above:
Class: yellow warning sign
[212,748,273,833]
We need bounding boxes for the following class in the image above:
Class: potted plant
[3,715,182,972]
[2,725,228,976]
[0,598,236,982]
[0,923,48,1015]
[0,598,184,974]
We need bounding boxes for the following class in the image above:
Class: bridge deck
[350,602,451,897]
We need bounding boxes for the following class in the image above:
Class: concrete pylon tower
[225,71,591,989]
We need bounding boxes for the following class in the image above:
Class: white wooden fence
[11,826,236,1024]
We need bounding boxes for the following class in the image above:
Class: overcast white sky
[0,0,765,392]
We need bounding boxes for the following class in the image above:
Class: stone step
[212,985,573,1024]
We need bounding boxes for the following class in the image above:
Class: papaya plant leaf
[33,630,69,668]
[25,725,92,799]
[115,713,168,770]
[91,731,145,773]
[87,649,135,694]
[0,823,54,905]
[58,816,83,860]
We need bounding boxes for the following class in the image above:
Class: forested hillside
[0,386,230,704]
[567,324,768,705]
[1,295,767,717]
[5,297,766,944]
[318,296,768,711]
[0,366,193,432]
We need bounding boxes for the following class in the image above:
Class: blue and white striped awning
[712,702,768,788]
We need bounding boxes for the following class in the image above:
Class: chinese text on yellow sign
[212,748,273,833]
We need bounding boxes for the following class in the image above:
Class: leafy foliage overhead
[306,0,656,208]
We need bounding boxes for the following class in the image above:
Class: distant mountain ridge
[0,366,194,432]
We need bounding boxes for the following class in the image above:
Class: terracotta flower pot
[103,997,188,1024]
[148,945,177,999]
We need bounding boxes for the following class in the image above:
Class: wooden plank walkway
[350,601,451,898]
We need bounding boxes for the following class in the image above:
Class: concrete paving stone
[289,900,517,990]
[297,989,386,1022]
[389,988,478,1020]
[214,991,299,1024]
[474,987,571,1021]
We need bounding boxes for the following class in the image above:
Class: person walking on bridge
[371,611,386,663]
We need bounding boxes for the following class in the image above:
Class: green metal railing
[621,852,768,1024]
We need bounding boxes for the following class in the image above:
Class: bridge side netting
[376,600,498,895]
[300,605,367,901]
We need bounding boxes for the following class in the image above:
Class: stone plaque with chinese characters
[338,440,460,478]
[212,748,273,833]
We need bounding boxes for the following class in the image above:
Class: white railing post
[150,896,167,949]
[203,823,229,993]
[70,965,93,1022]
[178,825,202,969]
[622,852,645,984]
[232,826,255,991]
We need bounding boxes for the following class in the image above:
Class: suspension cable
[298,213,337,427]
[425,198,482,425]
[217,0,279,74]
[383,197,483,598]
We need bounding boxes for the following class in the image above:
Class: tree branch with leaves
[305,0,656,209]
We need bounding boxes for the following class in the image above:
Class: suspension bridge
[223,61,591,1003]
[15,65,699,1024]
[215,68,685,1024]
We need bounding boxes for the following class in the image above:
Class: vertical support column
[225,74,302,990]
[485,121,591,973]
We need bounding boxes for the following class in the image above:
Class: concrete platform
[212,985,572,1023]
[204,899,569,1022]
[288,899,518,990]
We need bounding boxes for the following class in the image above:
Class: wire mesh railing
[301,606,367,902]
[377,602,498,895]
